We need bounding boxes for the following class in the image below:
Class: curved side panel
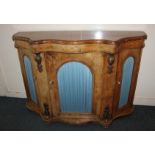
[24,56,37,103]
[119,57,134,108]
[57,62,93,112]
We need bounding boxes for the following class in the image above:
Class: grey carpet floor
[0,97,155,131]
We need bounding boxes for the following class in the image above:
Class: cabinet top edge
[13,31,147,45]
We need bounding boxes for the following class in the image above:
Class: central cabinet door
[57,62,93,113]
[46,52,104,117]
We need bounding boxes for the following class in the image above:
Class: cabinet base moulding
[26,101,134,128]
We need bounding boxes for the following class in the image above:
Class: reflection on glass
[58,62,92,112]
[24,56,37,103]
[119,57,134,108]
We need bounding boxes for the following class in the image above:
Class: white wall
[0,24,155,105]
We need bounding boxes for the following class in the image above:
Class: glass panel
[24,56,37,103]
[119,57,134,108]
[57,62,92,112]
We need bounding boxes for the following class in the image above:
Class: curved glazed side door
[113,49,143,116]
[17,49,39,106]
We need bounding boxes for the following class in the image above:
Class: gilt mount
[35,53,43,72]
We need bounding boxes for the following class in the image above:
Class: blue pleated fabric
[24,56,37,103]
[57,62,92,112]
[119,57,134,108]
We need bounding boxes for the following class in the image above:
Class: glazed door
[57,61,92,113]
[113,49,142,115]
[45,52,104,117]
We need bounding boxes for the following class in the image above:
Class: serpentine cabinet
[13,31,147,127]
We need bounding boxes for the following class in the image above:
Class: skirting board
[133,97,155,106]
[1,91,155,106]
[5,91,26,98]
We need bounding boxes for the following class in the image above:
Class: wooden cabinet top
[13,31,147,45]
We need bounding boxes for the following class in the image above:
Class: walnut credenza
[13,31,147,127]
